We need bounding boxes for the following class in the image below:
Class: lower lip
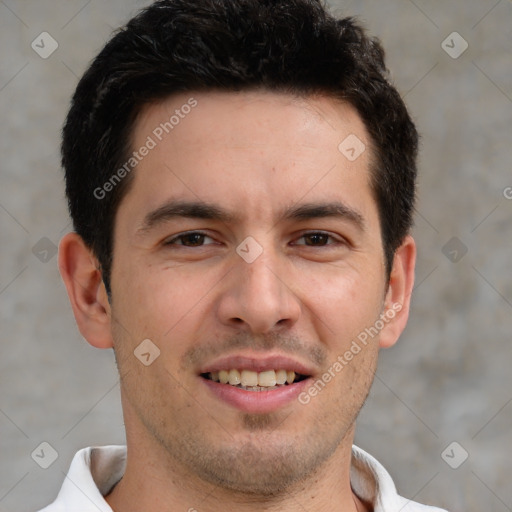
[201,377,311,414]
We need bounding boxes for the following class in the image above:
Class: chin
[175,427,341,496]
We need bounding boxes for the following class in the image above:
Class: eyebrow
[281,202,365,231]
[137,199,365,235]
[137,200,237,234]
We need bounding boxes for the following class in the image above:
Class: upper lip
[198,353,316,376]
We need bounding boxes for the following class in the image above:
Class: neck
[106,426,367,512]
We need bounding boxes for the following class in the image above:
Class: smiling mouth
[200,369,309,391]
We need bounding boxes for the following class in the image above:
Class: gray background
[1,0,511,511]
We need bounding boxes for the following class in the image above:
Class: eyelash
[164,230,344,248]
[164,231,216,247]
[294,231,342,247]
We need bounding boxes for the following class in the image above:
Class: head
[59,0,417,497]
[62,0,418,293]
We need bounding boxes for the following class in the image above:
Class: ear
[58,232,114,349]
[379,235,416,349]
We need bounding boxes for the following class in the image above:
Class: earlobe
[379,235,416,349]
[58,232,114,349]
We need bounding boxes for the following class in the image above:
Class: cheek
[296,265,385,343]
[111,261,217,356]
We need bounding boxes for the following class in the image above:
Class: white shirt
[38,445,448,511]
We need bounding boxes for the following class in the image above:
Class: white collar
[39,445,447,512]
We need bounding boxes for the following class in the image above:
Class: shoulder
[399,497,448,512]
[351,445,450,512]
[34,445,127,512]
[396,496,450,511]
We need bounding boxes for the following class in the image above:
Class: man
[42,0,448,510]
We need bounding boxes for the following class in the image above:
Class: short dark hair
[62,0,418,293]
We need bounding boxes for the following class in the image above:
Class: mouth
[200,369,309,391]
[198,355,314,414]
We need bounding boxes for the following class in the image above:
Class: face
[109,91,393,494]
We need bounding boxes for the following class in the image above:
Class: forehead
[134,90,369,156]
[120,90,376,228]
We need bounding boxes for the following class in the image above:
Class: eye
[164,231,216,247]
[294,231,341,247]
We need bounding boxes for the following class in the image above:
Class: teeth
[207,369,303,388]
[275,369,287,385]
[228,369,241,385]
[241,370,258,387]
[258,370,276,387]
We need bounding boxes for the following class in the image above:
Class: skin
[59,91,416,512]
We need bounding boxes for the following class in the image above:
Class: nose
[216,246,302,334]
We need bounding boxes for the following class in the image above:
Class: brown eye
[179,233,206,246]
[295,232,338,246]
[165,232,214,247]
[303,233,330,246]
